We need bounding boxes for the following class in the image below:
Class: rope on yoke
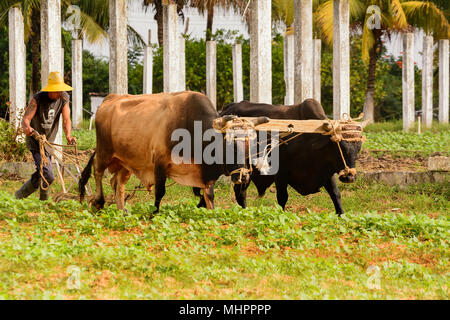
[322,113,366,177]
[216,113,367,178]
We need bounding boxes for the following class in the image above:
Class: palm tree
[0,0,144,95]
[0,0,108,95]
[316,0,450,122]
[190,0,237,40]
[143,0,187,46]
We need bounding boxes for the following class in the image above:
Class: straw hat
[41,71,73,92]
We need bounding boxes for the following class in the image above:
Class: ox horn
[213,115,238,131]
[250,116,270,127]
[360,119,370,129]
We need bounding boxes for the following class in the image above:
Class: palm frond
[402,1,450,38]
[127,24,146,47]
[315,0,333,44]
[390,0,407,29]
[272,0,293,27]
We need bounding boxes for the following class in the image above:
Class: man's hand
[23,125,34,136]
[66,136,77,145]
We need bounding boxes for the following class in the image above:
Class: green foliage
[320,36,420,120]
[0,119,28,161]
[0,177,448,299]
[67,129,96,151]
[363,129,450,156]
[0,26,10,119]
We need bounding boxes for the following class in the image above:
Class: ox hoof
[89,198,105,212]
[150,209,159,218]
[197,199,207,208]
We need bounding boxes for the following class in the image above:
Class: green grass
[364,120,449,134]
[1,119,448,299]
[362,120,449,157]
[363,130,450,157]
[68,129,96,151]
[0,177,448,299]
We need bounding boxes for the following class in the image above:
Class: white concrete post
[8,7,26,129]
[41,0,62,87]
[232,43,244,103]
[313,39,322,103]
[179,36,186,91]
[294,0,313,104]
[422,35,434,128]
[250,0,272,104]
[163,3,179,92]
[439,39,449,124]
[402,33,415,131]
[72,39,83,129]
[206,41,217,108]
[56,46,64,144]
[143,30,153,94]
[283,34,294,105]
[109,0,128,94]
[41,0,62,149]
[333,0,350,120]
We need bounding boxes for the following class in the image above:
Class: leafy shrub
[363,130,450,156]
[0,119,28,161]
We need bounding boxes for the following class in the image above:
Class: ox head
[325,119,369,183]
[213,115,269,184]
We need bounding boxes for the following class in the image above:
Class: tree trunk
[154,1,163,47]
[30,8,41,97]
[206,5,214,41]
[363,35,380,123]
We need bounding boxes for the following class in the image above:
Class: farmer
[15,71,77,201]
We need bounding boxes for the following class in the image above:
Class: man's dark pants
[30,150,55,189]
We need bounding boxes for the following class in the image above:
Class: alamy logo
[170,121,280,175]
[366,265,381,290]
[66,265,81,290]
[65,5,82,38]
[366,5,381,30]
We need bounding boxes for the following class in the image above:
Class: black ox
[218,98,365,216]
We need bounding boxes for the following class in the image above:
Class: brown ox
[79,91,260,213]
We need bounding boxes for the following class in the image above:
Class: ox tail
[79,151,96,202]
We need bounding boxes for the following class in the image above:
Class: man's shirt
[26,91,69,152]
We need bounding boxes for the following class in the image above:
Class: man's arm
[62,103,76,145]
[21,98,37,136]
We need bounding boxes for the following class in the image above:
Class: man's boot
[39,187,50,201]
[15,179,37,199]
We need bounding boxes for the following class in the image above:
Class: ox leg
[193,187,206,208]
[233,182,250,208]
[324,176,344,216]
[92,156,107,211]
[275,179,289,210]
[203,183,215,210]
[153,166,167,214]
[113,168,131,211]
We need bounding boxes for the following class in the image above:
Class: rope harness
[323,114,366,177]
[218,118,257,184]
[31,131,82,191]
[214,113,367,180]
